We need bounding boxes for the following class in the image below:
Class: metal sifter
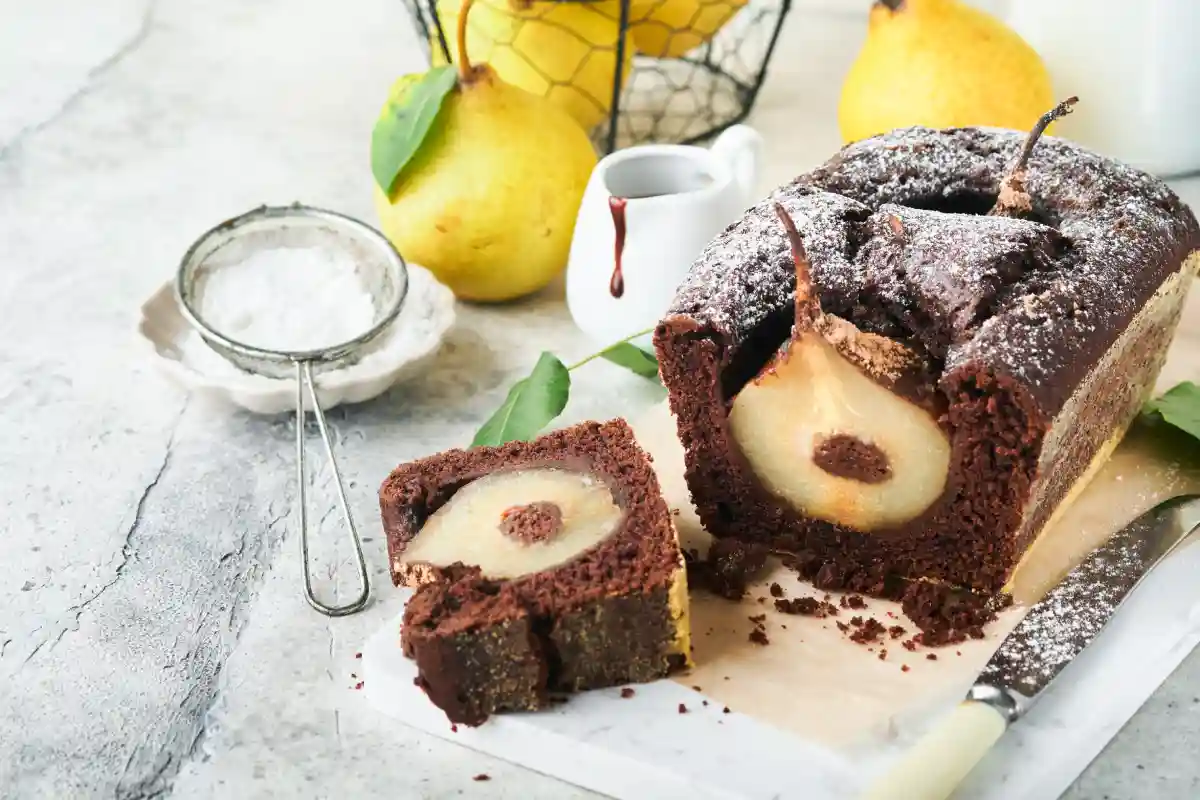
[175,204,409,617]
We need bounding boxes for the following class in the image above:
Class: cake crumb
[685,540,770,601]
[769,582,785,597]
[927,653,938,661]
[902,639,918,652]
[678,703,688,714]
[845,595,866,609]
[749,629,770,645]
[473,774,490,782]
[723,706,731,714]
[703,700,709,707]
[748,614,767,624]
[836,621,849,633]
[692,685,703,691]
[889,625,906,639]
[850,616,864,627]
[354,681,364,690]
[878,649,888,661]
[354,652,362,659]
[900,582,1011,647]
[901,664,911,673]
[620,687,635,698]
[850,618,888,644]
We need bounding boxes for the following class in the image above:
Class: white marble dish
[137,263,456,414]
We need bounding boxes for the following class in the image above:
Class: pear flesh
[729,204,951,532]
[730,329,951,531]
[397,468,624,580]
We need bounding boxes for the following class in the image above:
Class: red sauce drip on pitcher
[608,196,627,299]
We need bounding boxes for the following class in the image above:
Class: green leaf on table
[599,340,660,379]
[1143,381,1200,442]
[370,66,458,195]
[471,352,571,448]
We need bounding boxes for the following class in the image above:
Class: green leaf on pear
[471,352,571,448]
[370,66,458,195]
[1143,381,1200,442]
[598,340,660,379]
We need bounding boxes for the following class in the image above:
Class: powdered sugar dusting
[666,126,1199,414]
[195,245,378,352]
[980,495,1200,698]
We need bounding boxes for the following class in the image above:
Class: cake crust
[655,126,1200,595]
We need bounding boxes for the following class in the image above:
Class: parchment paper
[630,390,1200,751]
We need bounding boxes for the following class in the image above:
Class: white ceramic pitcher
[565,124,764,345]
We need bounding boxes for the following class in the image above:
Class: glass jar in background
[1006,0,1200,177]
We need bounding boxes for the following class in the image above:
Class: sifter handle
[861,700,1008,800]
[295,360,370,617]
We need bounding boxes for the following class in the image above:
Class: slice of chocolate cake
[379,419,690,726]
[654,112,1200,597]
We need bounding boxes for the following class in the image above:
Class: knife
[862,493,1200,800]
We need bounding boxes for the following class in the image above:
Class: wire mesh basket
[402,0,792,154]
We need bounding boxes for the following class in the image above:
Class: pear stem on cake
[726,203,954,531]
[990,96,1079,218]
[773,201,822,333]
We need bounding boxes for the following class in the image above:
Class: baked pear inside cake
[379,419,690,726]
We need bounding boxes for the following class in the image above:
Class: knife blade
[863,492,1200,800]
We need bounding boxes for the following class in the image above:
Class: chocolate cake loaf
[654,111,1200,596]
[379,419,690,725]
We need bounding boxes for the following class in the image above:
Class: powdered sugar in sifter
[175,204,409,617]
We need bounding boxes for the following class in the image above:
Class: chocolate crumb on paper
[620,687,635,698]
[850,618,887,644]
[678,703,688,714]
[901,582,1011,646]
[775,596,839,617]
[686,540,770,601]
[473,774,491,782]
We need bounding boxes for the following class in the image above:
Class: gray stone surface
[0,0,1197,798]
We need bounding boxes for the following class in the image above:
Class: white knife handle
[861,700,1008,800]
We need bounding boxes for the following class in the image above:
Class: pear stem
[455,0,475,83]
[989,96,1079,218]
[773,201,821,332]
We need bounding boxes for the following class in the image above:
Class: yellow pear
[373,2,597,303]
[432,0,632,132]
[838,0,1055,143]
[629,0,748,58]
